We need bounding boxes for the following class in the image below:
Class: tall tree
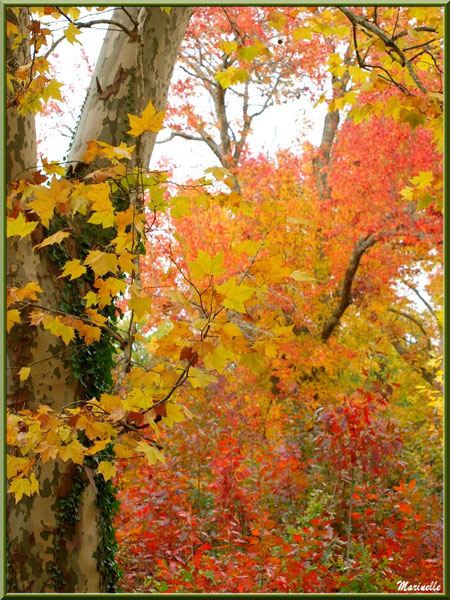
[6,6,191,592]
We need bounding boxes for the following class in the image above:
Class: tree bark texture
[69,7,192,167]
[7,7,191,592]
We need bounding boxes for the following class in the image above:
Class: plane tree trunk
[6,6,191,593]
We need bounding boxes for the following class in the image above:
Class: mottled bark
[7,6,191,592]
[6,8,100,593]
[69,6,192,166]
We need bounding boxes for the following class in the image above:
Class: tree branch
[339,6,428,94]
[321,234,377,341]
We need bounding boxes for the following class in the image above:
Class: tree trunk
[7,6,191,592]
[69,7,192,167]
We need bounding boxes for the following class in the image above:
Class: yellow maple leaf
[64,22,82,44]
[6,455,30,479]
[33,230,70,250]
[7,213,38,238]
[42,315,75,345]
[88,210,115,229]
[162,403,185,428]
[29,178,71,227]
[97,141,135,161]
[58,259,86,281]
[9,473,39,503]
[42,158,66,176]
[7,309,21,332]
[127,99,166,137]
[188,250,225,280]
[97,460,116,481]
[75,322,101,345]
[215,278,254,312]
[136,440,165,465]
[290,270,315,283]
[59,440,85,465]
[129,297,152,319]
[84,250,118,277]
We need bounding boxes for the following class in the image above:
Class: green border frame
[1,1,447,598]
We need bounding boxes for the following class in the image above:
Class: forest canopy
[6,5,443,594]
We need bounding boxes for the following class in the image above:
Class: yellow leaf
[42,315,75,345]
[189,367,217,388]
[42,158,66,176]
[59,440,85,465]
[410,171,433,189]
[7,21,19,37]
[58,259,86,281]
[19,367,31,382]
[7,213,38,238]
[64,22,82,44]
[136,440,165,465]
[7,309,21,332]
[84,250,118,277]
[84,291,99,308]
[33,230,70,250]
[233,240,261,255]
[188,250,225,279]
[290,270,315,282]
[293,27,312,40]
[220,40,238,54]
[97,461,116,481]
[128,297,152,319]
[215,278,254,312]
[6,455,30,478]
[88,210,115,229]
[28,178,71,227]
[162,403,185,428]
[127,99,166,137]
[97,141,135,161]
[8,282,43,305]
[9,474,39,503]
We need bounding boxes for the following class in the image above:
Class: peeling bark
[69,7,192,166]
[7,6,191,592]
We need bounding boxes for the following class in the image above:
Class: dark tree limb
[391,339,442,393]
[321,234,377,341]
[339,6,428,94]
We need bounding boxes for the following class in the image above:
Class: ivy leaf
[127,99,166,137]
[7,213,38,238]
